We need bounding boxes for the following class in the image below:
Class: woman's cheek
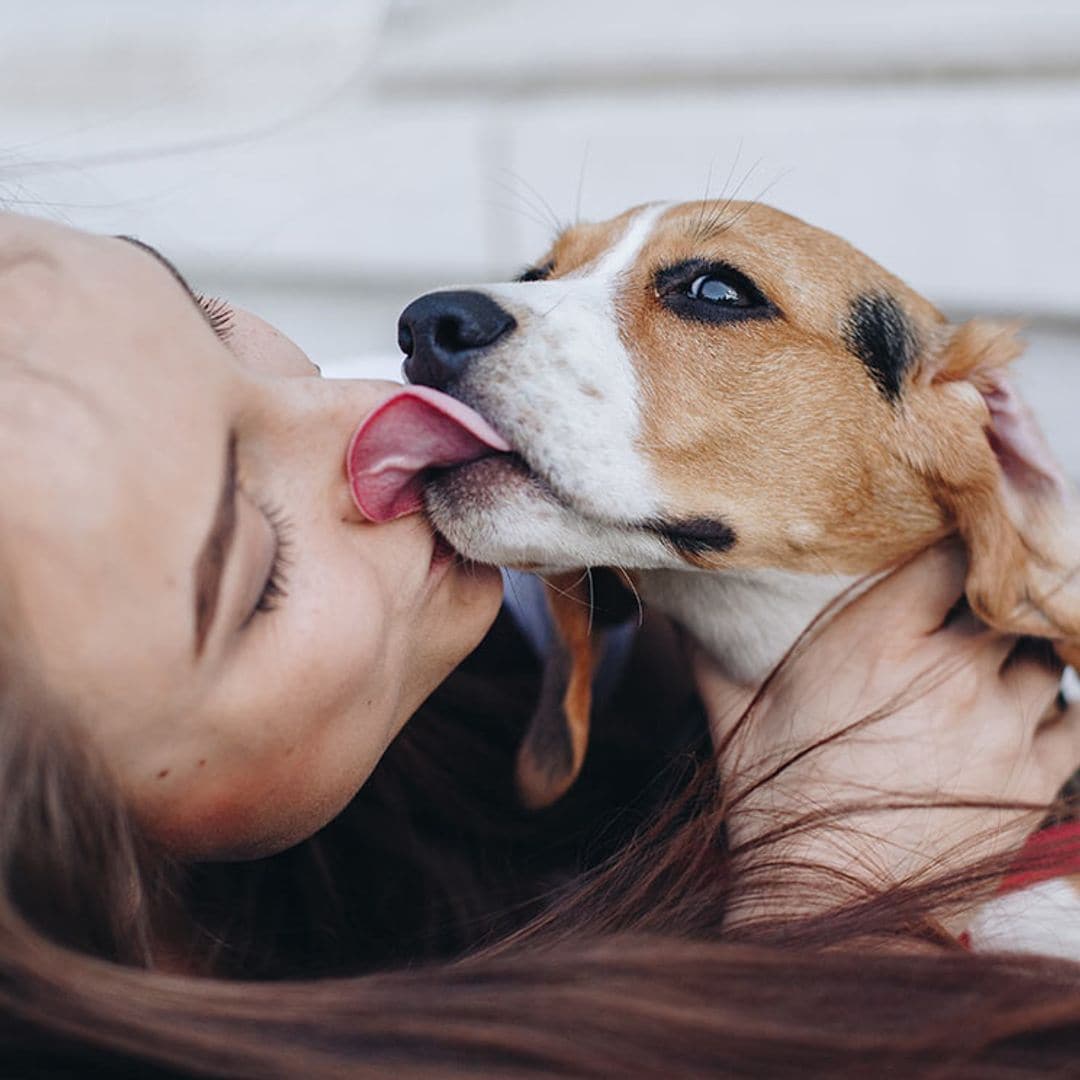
[301,584,409,740]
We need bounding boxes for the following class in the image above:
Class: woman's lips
[346,386,511,522]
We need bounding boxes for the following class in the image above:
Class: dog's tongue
[347,386,511,522]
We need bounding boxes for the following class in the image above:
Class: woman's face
[0,214,502,859]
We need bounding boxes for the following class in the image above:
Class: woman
[4,209,1080,1076]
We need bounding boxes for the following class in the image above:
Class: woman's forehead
[0,221,121,381]
[0,244,62,366]
[0,215,230,711]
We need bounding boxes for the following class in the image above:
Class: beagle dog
[349,200,1080,808]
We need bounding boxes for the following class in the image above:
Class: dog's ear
[516,572,597,809]
[909,319,1080,665]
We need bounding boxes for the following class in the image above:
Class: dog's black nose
[398,290,516,389]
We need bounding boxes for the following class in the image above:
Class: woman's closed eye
[248,502,293,623]
[195,294,235,343]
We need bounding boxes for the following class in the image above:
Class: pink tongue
[347,386,511,522]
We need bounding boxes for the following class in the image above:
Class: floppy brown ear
[910,319,1080,665]
[515,572,597,810]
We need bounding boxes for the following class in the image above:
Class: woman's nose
[250,340,406,525]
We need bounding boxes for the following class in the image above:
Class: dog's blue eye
[688,274,746,306]
[655,259,778,325]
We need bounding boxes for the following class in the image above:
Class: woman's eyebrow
[113,235,204,311]
[113,235,239,653]
[193,433,239,657]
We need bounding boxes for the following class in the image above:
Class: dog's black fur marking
[516,260,555,283]
[652,517,737,556]
[844,292,918,403]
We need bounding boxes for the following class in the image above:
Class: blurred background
[3,0,1078,468]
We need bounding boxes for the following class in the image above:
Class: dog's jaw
[426,458,857,680]
[424,456,687,571]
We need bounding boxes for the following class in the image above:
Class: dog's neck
[637,567,857,683]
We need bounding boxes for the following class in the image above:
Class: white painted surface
[497,84,1080,317]
[376,0,1080,90]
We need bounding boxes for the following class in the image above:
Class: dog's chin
[423,456,588,570]
[424,456,681,571]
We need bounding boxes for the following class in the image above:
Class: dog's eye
[688,273,748,306]
[516,260,555,283]
[655,260,777,325]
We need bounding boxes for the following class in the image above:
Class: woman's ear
[516,572,597,809]
[909,319,1080,666]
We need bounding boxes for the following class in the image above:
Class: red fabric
[1000,820,1080,893]
[955,822,1080,951]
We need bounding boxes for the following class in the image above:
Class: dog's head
[352,200,1080,804]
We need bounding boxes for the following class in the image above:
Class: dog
[349,199,1080,809]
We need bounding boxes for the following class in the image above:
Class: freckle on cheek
[198,759,206,768]
[157,769,169,779]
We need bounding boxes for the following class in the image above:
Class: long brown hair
[5,608,1080,1078]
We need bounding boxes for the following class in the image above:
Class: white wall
[3,0,1078,467]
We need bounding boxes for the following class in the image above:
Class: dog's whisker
[717,138,745,206]
[691,140,746,242]
[699,155,763,240]
[535,571,595,608]
[540,293,571,319]
[490,172,553,225]
[708,169,793,239]
[485,196,554,234]
[488,178,565,238]
[486,187,559,234]
[615,566,645,630]
[692,157,717,240]
[499,168,566,237]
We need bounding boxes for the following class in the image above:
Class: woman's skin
[1,210,1075,895]
[0,213,502,860]
[698,543,1079,923]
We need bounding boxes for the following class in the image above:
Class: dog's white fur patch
[639,567,858,681]
[428,457,677,570]
[449,202,670,525]
[967,878,1080,961]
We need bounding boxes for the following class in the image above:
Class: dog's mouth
[347,386,736,566]
[347,385,538,523]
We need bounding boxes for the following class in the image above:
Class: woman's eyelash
[195,294,235,342]
[254,502,293,617]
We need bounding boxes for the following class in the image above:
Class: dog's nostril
[397,321,415,357]
[434,314,474,354]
